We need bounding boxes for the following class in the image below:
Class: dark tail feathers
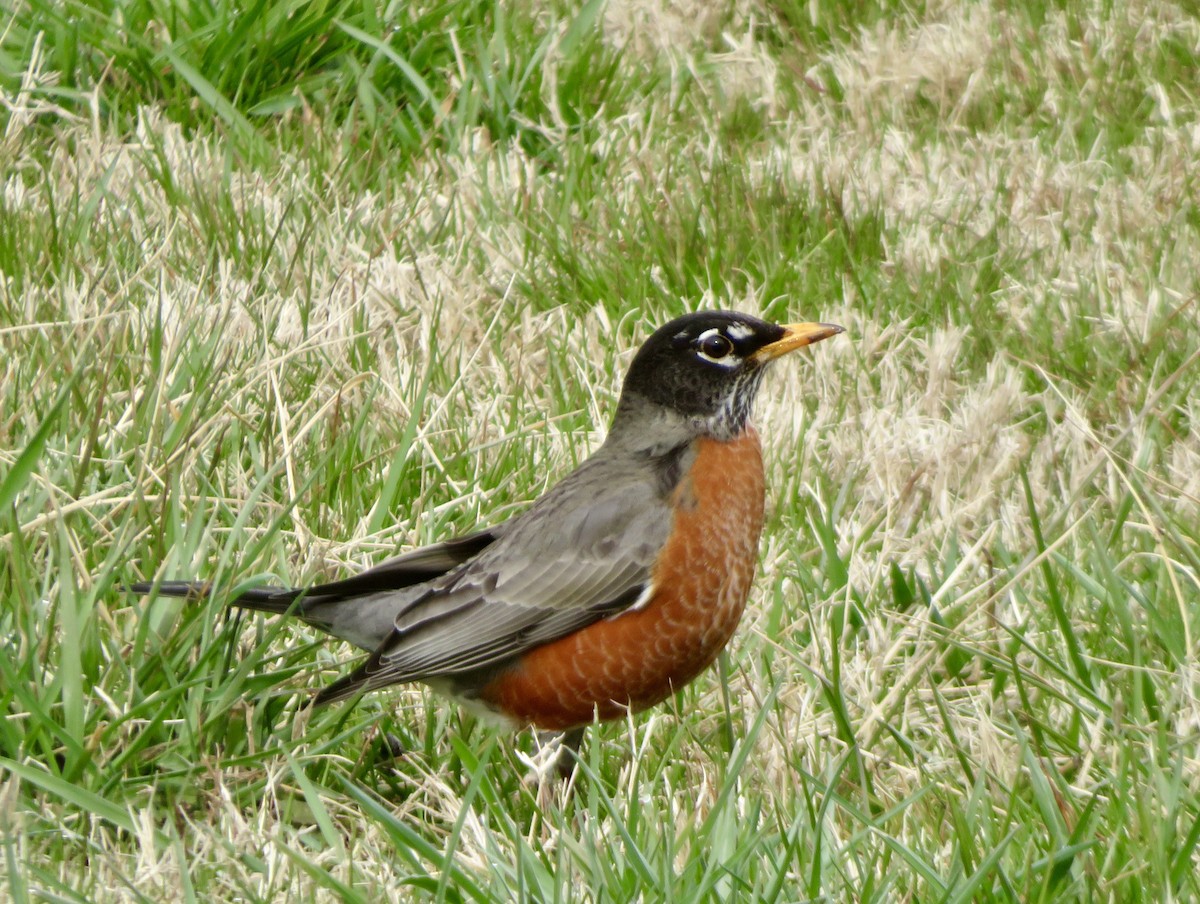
[124,580,302,615]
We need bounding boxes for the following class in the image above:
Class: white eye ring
[695,328,738,366]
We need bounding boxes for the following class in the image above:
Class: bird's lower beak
[752,322,845,362]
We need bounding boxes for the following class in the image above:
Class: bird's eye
[698,332,734,359]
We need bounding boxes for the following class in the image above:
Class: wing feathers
[297,528,498,602]
[314,454,683,702]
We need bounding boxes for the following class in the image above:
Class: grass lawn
[2,0,1199,899]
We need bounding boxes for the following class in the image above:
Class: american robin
[130,310,842,740]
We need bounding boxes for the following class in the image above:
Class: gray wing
[298,527,501,601]
[314,456,677,703]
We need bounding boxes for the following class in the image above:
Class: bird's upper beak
[751,322,845,362]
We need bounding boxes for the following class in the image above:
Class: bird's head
[614,310,843,443]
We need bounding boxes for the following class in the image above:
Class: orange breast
[478,430,766,730]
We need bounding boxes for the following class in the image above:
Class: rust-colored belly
[478,430,766,730]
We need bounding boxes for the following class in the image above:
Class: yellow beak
[751,322,845,362]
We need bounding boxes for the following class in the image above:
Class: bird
[129,310,843,754]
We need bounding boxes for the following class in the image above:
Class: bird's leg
[551,726,586,779]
